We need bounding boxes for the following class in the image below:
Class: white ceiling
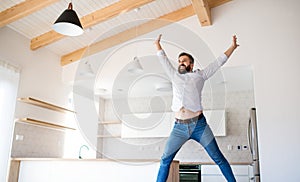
[1,0,192,56]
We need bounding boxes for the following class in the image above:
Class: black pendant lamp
[52,2,83,36]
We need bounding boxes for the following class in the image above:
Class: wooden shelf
[97,135,121,138]
[18,97,75,113]
[17,118,76,130]
[98,121,121,125]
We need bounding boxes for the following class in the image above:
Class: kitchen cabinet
[9,159,179,182]
[121,112,174,138]
[120,110,226,138]
[201,165,250,182]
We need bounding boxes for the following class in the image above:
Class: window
[0,60,20,181]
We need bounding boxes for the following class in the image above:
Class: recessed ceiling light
[218,80,228,84]
[155,82,172,92]
[94,88,107,95]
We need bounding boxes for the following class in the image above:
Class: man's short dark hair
[178,52,194,64]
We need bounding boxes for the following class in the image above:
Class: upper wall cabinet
[121,110,226,138]
[121,112,174,138]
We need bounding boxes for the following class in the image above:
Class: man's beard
[178,64,192,74]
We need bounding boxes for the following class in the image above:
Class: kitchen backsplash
[97,90,255,163]
[11,122,65,158]
[11,90,254,162]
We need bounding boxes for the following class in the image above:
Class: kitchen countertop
[11,158,250,165]
[180,161,252,165]
[11,158,162,163]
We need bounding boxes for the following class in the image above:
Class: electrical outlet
[16,135,24,141]
[227,145,233,151]
[242,145,248,150]
[237,145,241,150]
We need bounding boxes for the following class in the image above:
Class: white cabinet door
[202,176,249,182]
[201,165,250,182]
[18,160,162,182]
[202,176,226,182]
[121,110,226,138]
[236,176,250,182]
[121,112,174,138]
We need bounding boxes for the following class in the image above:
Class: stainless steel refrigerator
[248,108,261,182]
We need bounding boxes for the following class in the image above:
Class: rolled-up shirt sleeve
[157,49,176,79]
[202,53,228,80]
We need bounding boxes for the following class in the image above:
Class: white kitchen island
[8,158,179,182]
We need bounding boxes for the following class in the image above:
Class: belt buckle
[180,119,189,124]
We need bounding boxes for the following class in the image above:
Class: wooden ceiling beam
[30,0,155,50]
[0,0,59,27]
[191,0,232,26]
[208,0,232,9]
[191,0,212,26]
[60,5,195,66]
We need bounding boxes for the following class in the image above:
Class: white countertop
[11,158,250,165]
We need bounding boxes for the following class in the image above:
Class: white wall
[175,0,299,181]
[0,26,68,106]
[0,63,20,182]
[0,27,95,159]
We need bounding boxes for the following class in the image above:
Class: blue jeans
[156,114,236,182]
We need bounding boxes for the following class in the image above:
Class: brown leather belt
[175,113,204,124]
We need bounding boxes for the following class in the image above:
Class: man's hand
[224,35,239,58]
[155,34,162,50]
[232,35,239,49]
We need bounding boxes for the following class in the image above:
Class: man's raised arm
[155,34,176,79]
[155,34,163,50]
[224,35,239,58]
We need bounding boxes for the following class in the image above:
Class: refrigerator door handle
[247,118,253,155]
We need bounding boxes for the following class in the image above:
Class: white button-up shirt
[157,49,228,112]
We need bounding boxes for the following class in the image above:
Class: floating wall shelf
[18,97,75,113]
[98,121,121,125]
[17,118,76,130]
[97,135,121,138]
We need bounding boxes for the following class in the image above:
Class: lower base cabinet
[201,165,250,182]
[10,159,179,182]
[201,176,249,182]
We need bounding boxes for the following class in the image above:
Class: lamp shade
[79,62,94,77]
[127,57,143,74]
[52,2,83,36]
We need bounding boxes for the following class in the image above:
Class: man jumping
[155,34,239,182]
